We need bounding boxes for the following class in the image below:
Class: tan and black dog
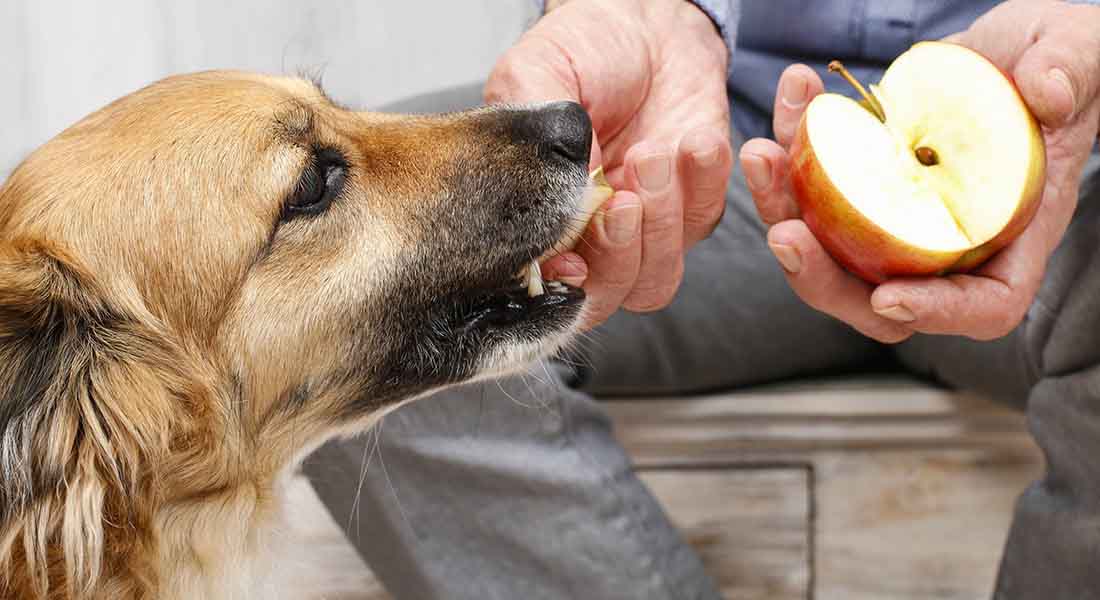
[0,71,594,599]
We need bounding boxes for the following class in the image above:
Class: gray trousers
[304,85,1100,600]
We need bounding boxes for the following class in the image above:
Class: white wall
[0,1,535,178]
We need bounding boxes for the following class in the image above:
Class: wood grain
[813,450,1039,600]
[604,377,1035,465]
[640,469,811,600]
[607,376,1042,600]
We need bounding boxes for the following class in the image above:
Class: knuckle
[986,293,1030,338]
[594,268,638,291]
[623,267,684,312]
[485,61,518,103]
[485,46,540,103]
[792,284,829,313]
[760,198,792,226]
[683,198,726,236]
[644,206,683,240]
[790,273,838,313]
[974,311,1025,341]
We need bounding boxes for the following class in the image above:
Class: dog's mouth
[375,163,609,392]
[452,277,585,333]
[446,168,612,335]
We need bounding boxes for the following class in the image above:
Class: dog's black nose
[511,101,592,165]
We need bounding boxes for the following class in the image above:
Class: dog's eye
[284,149,348,218]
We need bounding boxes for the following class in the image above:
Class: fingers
[679,128,733,248]
[773,64,824,149]
[621,143,684,313]
[768,221,913,344]
[952,0,1100,129]
[1012,23,1100,128]
[739,138,800,226]
[574,191,644,330]
[869,275,1028,341]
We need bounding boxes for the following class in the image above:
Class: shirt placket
[858,0,919,63]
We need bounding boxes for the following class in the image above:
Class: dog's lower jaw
[471,328,580,384]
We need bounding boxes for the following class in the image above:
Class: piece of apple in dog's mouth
[520,167,613,297]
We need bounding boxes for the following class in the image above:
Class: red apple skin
[789,115,965,284]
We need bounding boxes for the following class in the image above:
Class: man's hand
[739,0,1100,343]
[485,0,732,328]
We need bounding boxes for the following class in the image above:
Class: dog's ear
[0,239,182,598]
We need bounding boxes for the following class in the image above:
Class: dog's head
[0,72,594,596]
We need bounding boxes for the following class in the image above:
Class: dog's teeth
[526,260,545,297]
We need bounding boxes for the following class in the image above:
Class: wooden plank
[606,377,1043,599]
[608,377,1004,418]
[640,468,811,600]
[604,377,1034,466]
[813,450,1041,600]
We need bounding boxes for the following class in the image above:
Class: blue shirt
[688,0,1100,139]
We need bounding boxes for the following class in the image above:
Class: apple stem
[828,60,886,123]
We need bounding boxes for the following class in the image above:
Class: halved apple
[790,41,1046,284]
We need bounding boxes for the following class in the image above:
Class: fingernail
[874,304,917,323]
[605,203,642,246]
[693,146,721,168]
[768,242,801,274]
[780,74,810,110]
[558,274,587,287]
[742,153,772,192]
[1046,68,1077,121]
[638,153,671,192]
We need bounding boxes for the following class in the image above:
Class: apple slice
[790,41,1046,283]
[524,168,614,296]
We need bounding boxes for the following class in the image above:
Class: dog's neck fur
[1,373,338,600]
[154,393,391,600]
[153,478,280,600]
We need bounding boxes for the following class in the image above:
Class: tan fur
[0,71,586,599]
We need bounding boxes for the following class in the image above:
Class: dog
[0,70,595,599]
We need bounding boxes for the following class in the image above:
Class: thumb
[1013,32,1100,128]
[484,35,580,105]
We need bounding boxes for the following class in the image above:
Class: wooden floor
[277,377,1042,600]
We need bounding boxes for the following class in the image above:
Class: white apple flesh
[523,168,613,296]
[791,41,1046,283]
